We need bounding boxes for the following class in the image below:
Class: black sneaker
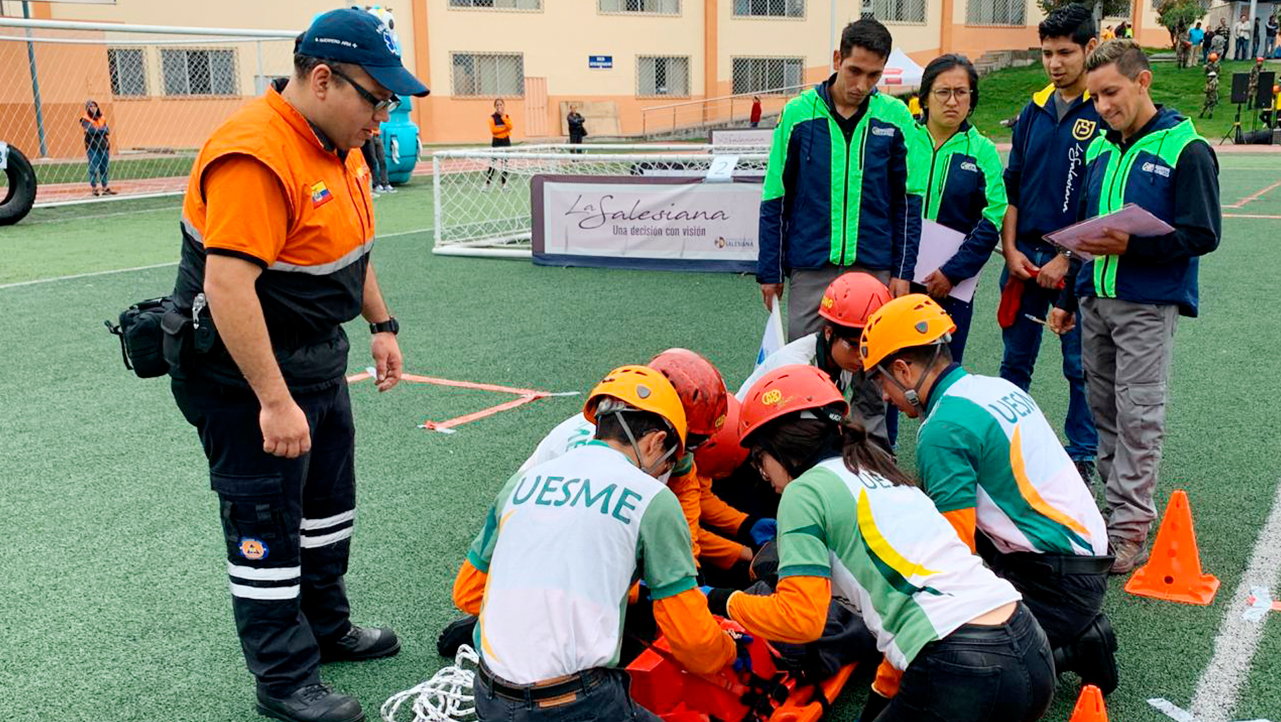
[320,624,401,662]
[1074,459,1097,486]
[256,683,364,722]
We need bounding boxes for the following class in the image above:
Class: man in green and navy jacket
[757,17,923,342]
[1050,41,1220,575]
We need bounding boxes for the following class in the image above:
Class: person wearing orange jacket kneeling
[705,364,1055,722]
[452,366,739,721]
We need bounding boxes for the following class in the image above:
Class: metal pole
[830,0,837,53]
[22,1,48,157]
[256,39,265,94]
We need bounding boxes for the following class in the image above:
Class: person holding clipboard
[907,54,1007,363]
[1049,40,1221,575]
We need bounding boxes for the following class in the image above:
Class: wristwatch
[369,317,399,335]
[1059,248,1074,259]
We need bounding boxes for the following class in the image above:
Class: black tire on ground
[0,143,37,226]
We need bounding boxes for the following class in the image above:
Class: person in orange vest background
[484,98,512,190]
[80,100,114,196]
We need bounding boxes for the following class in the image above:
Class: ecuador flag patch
[311,181,334,208]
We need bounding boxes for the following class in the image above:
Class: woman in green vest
[908,54,1008,363]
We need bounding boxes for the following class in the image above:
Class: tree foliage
[1037,0,1132,22]
[1156,0,1209,48]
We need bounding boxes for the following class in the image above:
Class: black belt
[1004,550,1115,576]
[477,663,606,703]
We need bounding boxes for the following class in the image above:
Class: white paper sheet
[913,219,981,303]
[1043,203,1175,261]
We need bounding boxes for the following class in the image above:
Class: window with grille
[733,0,804,18]
[868,0,926,23]
[160,48,238,96]
[966,0,1025,26]
[637,55,690,96]
[599,0,680,14]
[731,57,804,94]
[451,52,525,96]
[449,0,542,9]
[108,48,147,97]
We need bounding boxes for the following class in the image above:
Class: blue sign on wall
[589,55,613,69]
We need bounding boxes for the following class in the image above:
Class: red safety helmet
[817,272,892,329]
[693,396,749,479]
[738,365,848,445]
[648,348,729,438]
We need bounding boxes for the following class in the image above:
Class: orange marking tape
[346,368,576,433]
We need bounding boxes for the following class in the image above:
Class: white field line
[0,227,434,291]
[1187,479,1281,721]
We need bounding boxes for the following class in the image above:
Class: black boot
[437,615,479,658]
[1056,614,1119,695]
[320,624,400,662]
[256,683,364,722]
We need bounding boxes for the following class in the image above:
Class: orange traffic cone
[1069,685,1108,722]
[1125,490,1220,605]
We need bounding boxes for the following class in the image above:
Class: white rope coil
[381,645,479,722]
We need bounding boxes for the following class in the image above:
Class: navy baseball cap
[299,8,429,97]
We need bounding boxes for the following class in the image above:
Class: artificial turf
[1,159,1279,722]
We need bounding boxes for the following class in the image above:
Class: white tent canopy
[878,48,924,90]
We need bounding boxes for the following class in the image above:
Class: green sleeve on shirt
[776,474,834,579]
[466,471,524,573]
[977,139,1009,230]
[916,417,984,513]
[638,488,699,600]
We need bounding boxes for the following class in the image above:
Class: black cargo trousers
[173,375,357,696]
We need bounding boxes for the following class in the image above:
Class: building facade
[0,0,1204,152]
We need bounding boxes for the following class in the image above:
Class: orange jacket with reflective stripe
[173,81,375,388]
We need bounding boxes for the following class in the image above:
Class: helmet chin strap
[877,342,947,414]
[613,411,677,477]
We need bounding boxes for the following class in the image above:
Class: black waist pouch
[105,297,173,378]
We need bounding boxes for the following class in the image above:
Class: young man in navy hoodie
[1000,4,1101,485]
[1050,40,1220,574]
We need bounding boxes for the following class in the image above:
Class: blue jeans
[885,293,974,448]
[997,246,1097,461]
[475,666,660,722]
[87,146,109,188]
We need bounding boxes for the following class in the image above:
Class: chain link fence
[0,18,296,205]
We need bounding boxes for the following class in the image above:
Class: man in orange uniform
[166,10,428,722]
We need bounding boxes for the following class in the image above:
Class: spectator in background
[1210,27,1228,60]
[484,98,512,191]
[362,129,393,195]
[1236,13,1251,60]
[1254,16,1263,58]
[750,95,763,127]
[1189,22,1204,65]
[1102,25,1116,41]
[566,104,587,152]
[1267,14,1278,58]
[80,100,114,197]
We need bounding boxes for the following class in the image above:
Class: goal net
[0,17,296,206]
[431,143,770,259]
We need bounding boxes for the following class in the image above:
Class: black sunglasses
[330,66,400,114]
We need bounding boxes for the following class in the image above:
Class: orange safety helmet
[648,348,729,438]
[584,365,687,455]
[693,396,749,478]
[859,294,956,372]
[738,365,848,445]
[817,272,892,329]
[1209,52,1219,62]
